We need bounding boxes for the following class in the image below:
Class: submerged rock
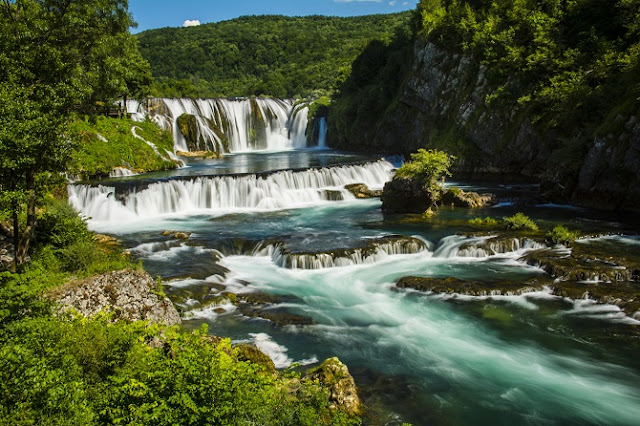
[304,357,362,417]
[176,150,222,159]
[236,293,313,326]
[344,183,382,199]
[521,248,640,283]
[551,281,640,319]
[395,276,548,296]
[50,269,181,326]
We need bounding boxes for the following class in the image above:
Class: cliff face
[329,38,640,211]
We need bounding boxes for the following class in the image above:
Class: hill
[136,13,413,98]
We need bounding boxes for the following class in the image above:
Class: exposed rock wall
[51,269,181,326]
[329,38,640,211]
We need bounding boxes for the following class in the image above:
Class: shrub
[395,149,455,194]
[34,200,92,250]
[547,225,579,246]
[503,213,538,231]
[469,217,499,227]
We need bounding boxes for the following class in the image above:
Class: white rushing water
[147,98,313,153]
[69,160,394,225]
[214,250,640,425]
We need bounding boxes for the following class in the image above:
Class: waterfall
[145,98,317,153]
[317,117,327,149]
[69,160,394,223]
[270,236,432,270]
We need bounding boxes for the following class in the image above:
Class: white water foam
[69,160,393,225]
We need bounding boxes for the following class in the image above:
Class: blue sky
[130,0,418,32]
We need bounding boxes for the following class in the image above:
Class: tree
[395,149,454,193]
[0,0,150,270]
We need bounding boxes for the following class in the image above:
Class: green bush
[547,225,579,246]
[469,216,499,227]
[503,213,538,231]
[34,200,92,250]
[395,149,455,192]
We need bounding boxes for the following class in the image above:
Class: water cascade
[270,236,432,270]
[147,98,315,153]
[69,160,394,223]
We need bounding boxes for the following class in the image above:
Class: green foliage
[138,13,412,98]
[547,225,579,246]
[503,213,539,231]
[0,0,152,268]
[68,116,176,179]
[395,149,455,191]
[416,0,640,134]
[469,216,499,227]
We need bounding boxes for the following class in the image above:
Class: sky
[129,0,419,33]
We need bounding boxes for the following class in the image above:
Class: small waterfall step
[269,235,432,270]
[69,160,394,222]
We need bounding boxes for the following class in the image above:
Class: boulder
[304,357,362,417]
[344,183,382,199]
[50,269,181,326]
[381,178,436,213]
[440,188,497,208]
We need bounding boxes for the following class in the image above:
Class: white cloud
[389,0,397,5]
[183,19,201,27]
[403,1,410,4]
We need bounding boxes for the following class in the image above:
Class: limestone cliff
[329,38,640,211]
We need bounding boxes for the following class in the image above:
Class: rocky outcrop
[440,188,497,208]
[304,357,362,417]
[381,178,436,213]
[344,183,382,199]
[50,269,181,326]
[395,276,549,297]
[329,37,640,211]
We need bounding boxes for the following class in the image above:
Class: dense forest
[136,13,412,98]
[329,0,640,208]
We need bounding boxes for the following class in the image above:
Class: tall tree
[0,0,151,270]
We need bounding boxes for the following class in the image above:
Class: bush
[34,200,93,250]
[469,217,499,227]
[547,225,579,246]
[395,149,455,192]
[503,213,538,231]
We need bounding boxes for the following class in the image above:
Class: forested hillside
[329,0,640,210]
[137,13,412,98]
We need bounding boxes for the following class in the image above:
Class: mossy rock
[235,343,277,374]
[440,188,497,208]
[344,183,382,199]
[551,281,640,318]
[395,276,550,296]
[304,357,362,417]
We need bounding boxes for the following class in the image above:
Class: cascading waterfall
[269,236,432,270]
[69,160,394,223]
[147,98,315,153]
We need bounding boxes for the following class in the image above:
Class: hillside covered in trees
[329,0,640,210]
[137,12,412,98]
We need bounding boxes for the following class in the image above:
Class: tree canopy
[0,0,151,269]
[136,12,413,98]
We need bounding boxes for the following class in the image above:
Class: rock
[50,269,181,326]
[235,343,277,374]
[304,357,362,417]
[322,189,344,201]
[176,150,222,159]
[381,177,437,213]
[521,247,640,283]
[94,234,120,247]
[395,276,548,296]
[550,281,640,317]
[344,183,382,199]
[161,230,192,240]
[440,188,497,208]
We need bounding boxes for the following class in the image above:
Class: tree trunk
[11,203,19,273]
[16,171,36,266]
